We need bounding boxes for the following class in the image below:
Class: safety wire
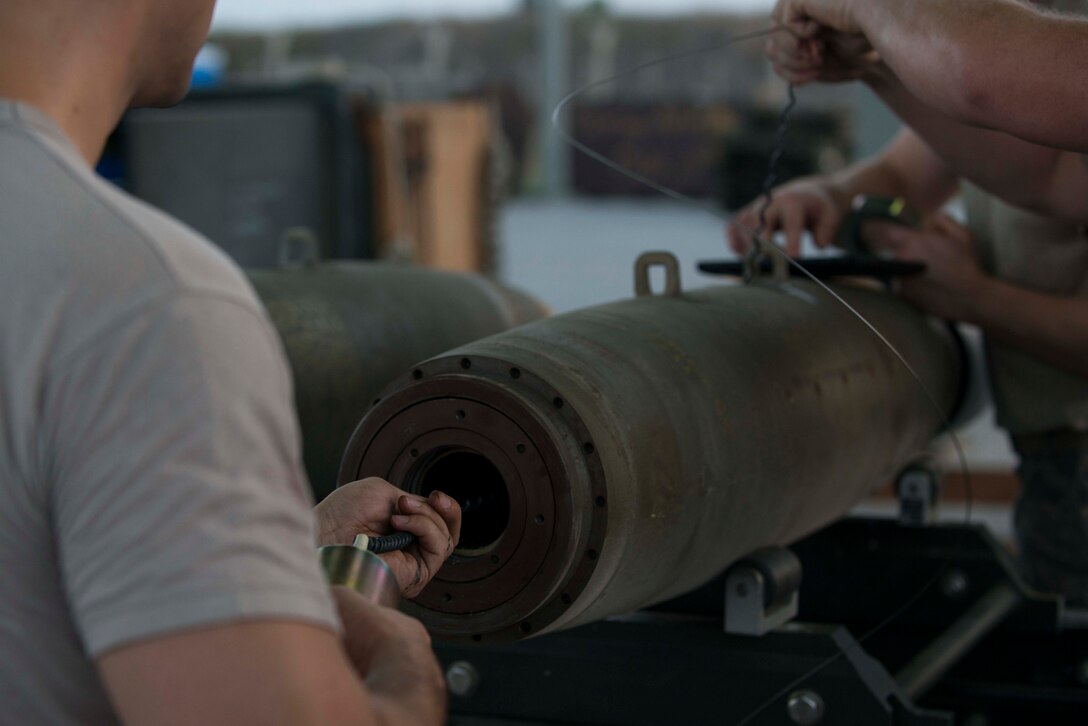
[551,24,975,726]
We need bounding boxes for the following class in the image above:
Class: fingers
[428,490,462,551]
[317,479,463,599]
[334,587,430,645]
[780,202,806,256]
[774,0,862,36]
[769,34,826,71]
[765,21,818,84]
[773,1,822,39]
[727,206,762,253]
[331,586,434,675]
[393,495,454,592]
[862,221,919,259]
[767,5,876,84]
[766,35,820,74]
[337,477,403,512]
[730,185,835,256]
[813,201,842,249]
[395,496,449,550]
[314,477,405,545]
[727,220,748,254]
[927,212,973,244]
[825,32,872,58]
[772,63,819,85]
[766,35,820,84]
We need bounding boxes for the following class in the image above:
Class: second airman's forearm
[853,0,1088,151]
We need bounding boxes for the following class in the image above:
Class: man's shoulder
[0,121,264,361]
[87,175,257,305]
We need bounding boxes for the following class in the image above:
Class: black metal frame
[111,81,374,264]
[437,518,1088,725]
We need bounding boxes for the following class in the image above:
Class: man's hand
[332,587,447,724]
[773,0,863,37]
[864,213,991,322]
[766,27,878,86]
[727,176,849,256]
[315,478,462,599]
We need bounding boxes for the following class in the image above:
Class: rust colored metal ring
[339,356,608,641]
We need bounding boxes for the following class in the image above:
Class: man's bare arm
[98,592,446,726]
[765,19,1088,221]
[776,0,1088,151]
[727,126,957,253]
[867,218,1088,380]
[975,279,1088,379]
[862,60,1088,222]
[825,126,959,213]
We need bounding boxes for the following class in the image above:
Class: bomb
[249,260,547,499]
[339,254,965,642]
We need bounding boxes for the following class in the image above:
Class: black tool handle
[698,257,926,280]
[367,532,417,554]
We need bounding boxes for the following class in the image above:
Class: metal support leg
[895,583,1021,700]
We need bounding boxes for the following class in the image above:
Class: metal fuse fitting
[319,544,400,609]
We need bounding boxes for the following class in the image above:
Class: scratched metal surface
[250,261,548,500]
[343,275,964,642]
[497,198,1018,473]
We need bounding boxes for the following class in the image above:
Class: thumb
[812,201,844,249]
[928,212,972,244]
[863,221,915,258]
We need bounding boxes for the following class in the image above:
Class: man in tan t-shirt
[729,1,1088,604]
[0,1,462,724]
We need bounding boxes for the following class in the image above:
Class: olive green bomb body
[248,261,548,501]
[340,259,965,642]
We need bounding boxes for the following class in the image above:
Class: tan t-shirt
[962,182,1088,434]
[0,100,339,724]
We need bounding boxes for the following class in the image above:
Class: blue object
[191,45,226,89]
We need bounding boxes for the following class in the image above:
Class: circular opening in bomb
[409,449,510,555]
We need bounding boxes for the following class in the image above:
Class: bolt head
[787,690,825,725]
[446,661,480,698]
[942,570,969,600]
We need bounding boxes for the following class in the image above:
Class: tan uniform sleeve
[44,292,339,656]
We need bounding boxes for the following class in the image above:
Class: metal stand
[437,519,1086,726]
